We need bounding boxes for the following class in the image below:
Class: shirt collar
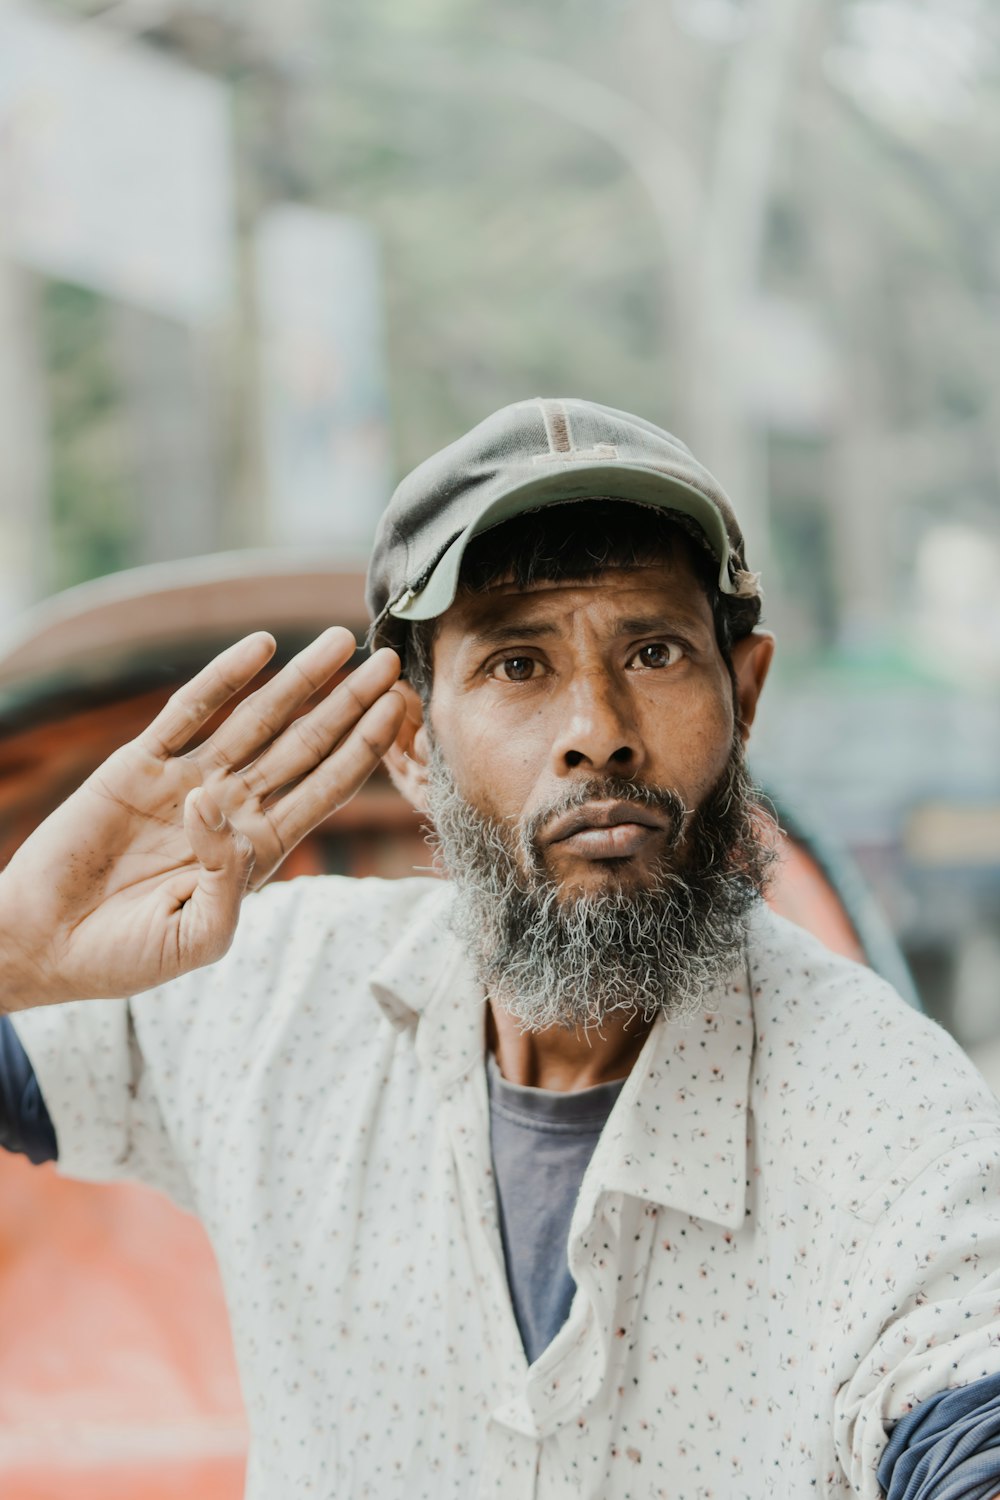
[368,881,755,1228]
[367,882,486,1089]
[580,965,754,1231]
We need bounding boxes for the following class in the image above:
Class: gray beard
[424,741,775,1033]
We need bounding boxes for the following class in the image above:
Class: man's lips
[542,800,670,861]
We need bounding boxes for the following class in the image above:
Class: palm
[0,630,405,1004]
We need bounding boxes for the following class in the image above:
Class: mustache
[517,776,690,861]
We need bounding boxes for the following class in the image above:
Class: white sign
[256,205,391,557]
[0,1,233,322]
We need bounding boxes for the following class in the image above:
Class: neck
[486,1000,653,1091]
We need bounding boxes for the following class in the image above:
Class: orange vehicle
[0,556,918,1499]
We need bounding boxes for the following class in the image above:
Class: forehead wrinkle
[464,600,708,643]
[448,564,715,655]
[463,617,559,650]
[615,613,697,636]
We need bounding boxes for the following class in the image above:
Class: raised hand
[0,628,406,1011]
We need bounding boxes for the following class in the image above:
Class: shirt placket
[441,1068,547,1500]
[392,927,543,1497]
[449,1026,672,1497]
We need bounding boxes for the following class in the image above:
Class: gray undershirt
[486,1052,626,1366]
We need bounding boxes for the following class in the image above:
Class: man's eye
[631,642,681,670]
[492,656,540,682]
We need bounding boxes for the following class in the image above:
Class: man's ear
[729,630,775,742]
[383,680,432,813]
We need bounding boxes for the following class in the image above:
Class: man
[2,397,1000,1498]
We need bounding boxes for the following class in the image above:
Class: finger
[265,688,407,853]
[179,787,256,967]
[139,634,277,758]
[240,647,401,799]
[201,627,360,771]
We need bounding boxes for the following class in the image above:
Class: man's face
[413,550,773,1032]
[427,556,738,897]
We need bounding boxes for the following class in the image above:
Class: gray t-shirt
[486,1052,626,1366]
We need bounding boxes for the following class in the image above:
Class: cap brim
[388,464,735,624]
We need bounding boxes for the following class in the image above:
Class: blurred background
[1,0,999,1490]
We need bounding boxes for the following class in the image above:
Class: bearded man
[2,398,1000,1499]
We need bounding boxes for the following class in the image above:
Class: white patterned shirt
[12,875,1000,1499]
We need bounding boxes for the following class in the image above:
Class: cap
[366,396,760,653]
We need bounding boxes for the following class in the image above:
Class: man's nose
[551,671,645,774]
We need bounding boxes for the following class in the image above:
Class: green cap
[366,396,760,653]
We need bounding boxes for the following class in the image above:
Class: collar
[367,882,487,1090]
[368,881,756,1227]
[579,964,754,1231]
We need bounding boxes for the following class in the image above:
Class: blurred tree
[40,282,137,591]
[33,0,1000,669]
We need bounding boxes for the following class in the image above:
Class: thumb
[181,787,256,965]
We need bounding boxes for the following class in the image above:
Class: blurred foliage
[40,282,137,591]
[36,0,1000,669]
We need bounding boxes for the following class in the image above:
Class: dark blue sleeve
[878,1373,1000,1500]
[0,1015,58,1164]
